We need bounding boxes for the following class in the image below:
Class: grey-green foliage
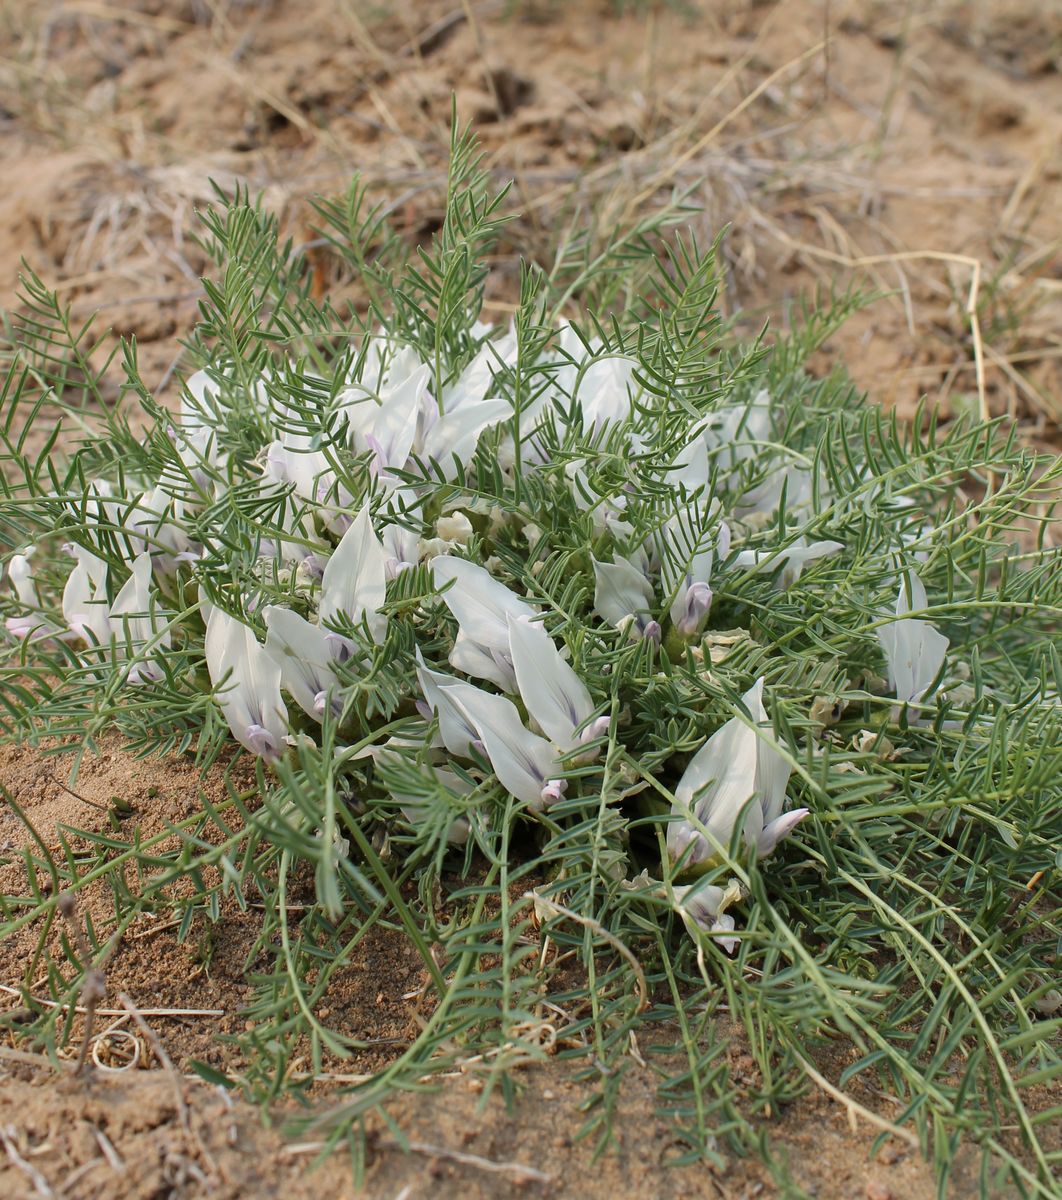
[0,123,1060,1196]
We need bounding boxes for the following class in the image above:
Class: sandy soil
[1,1,1059,1197]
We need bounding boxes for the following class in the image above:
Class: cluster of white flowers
[3,321,953,954]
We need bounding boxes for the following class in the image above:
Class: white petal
[111,552,169,674]
[733,538,843,589]
[62,547,110,644]
[205,606,289,760]
[736,677,793,826]
[415,652,480,757]
[507,615,593,748]
[709,914,739,955]
[343,359,429,474]
[667,705,760,865]
[432,557,534,652]
[422,398,513,479]
[264,605,341,722]
[878,573,949,703]
[444,684,562,810]
[592,555,654,629]
[576,355,636,430]
[448,629,516,691]
[8,553,38,608]
[756,808,809,857]
[319,507,388,642]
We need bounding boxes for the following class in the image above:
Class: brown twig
[116,991,221,1186]
[284,1136,552,1185]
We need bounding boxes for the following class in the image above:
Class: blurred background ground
[0,2,1059,1197]
[0,0,1058,432]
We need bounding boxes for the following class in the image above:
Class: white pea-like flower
[263,605,343,722]
[732,536,844,589]
[204,603,289,762]
[667,678,807,869]
[432,556,534,691]
[319,506,388,648]
[442,682,566,811]
[592,554,660,642]
[507,615,607,753]
[62,544,111,646]
[877,572,949,709]
[4,548,61,641]
[110,552,170,683]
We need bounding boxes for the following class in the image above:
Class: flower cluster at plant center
[3,318,956,952]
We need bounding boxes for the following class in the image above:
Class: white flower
[381,523,420,578]
[420,395,513,480]
[258,486,321,568]
[374,752,473,846]
[651,505,729,638]
[422,335,516,478]
[432,556,534,690]
[339,334,514,485]
[262,439,352,537]
[263,605,343,721]
[435,513,475,545]
[667,678,807,869]
[732,536,843,589]
[507,615,606,752]
[204,604,289,761]
[170,367,251,483]
[110,552,170,683]
[592,555,660,642]
[427,333,518,477]
[877,572,949,708]
[671,878,744,955]
[338,345,428,482]
[564,460,632,540]
[127,484,195,565]
[553,325,637,433]
[319,507,388,647]
[415,652,481,759]
[443,682,565,811]
[62,544,111,645]
[4,548,61,641]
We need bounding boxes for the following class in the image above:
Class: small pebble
[866,1182,893,1200]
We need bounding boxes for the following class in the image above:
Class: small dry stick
[400,1139,552,1185]
[790,1048,919,1148]
[525,891,648,1012]
[0,982,224,1018]
[115,994,185,1119]
[52,778,109,814]
[90,1123,125,1172]
[0,1123,54,1197]
[286,1137,552,1185]
[56,892,107,1075]
[116,992,221,1186]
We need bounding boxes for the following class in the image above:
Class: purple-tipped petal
[245,723,280,760]
[539,779,567,808]
[675,581,713,637]
[578,715,612,745]
[756,808,809,857]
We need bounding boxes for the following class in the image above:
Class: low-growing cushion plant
[1,126,1060,1196]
